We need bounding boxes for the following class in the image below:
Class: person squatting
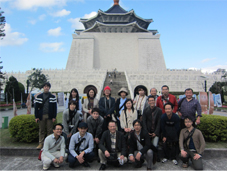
[36,83,205,170]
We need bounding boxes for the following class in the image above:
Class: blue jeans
[68,151,95,167]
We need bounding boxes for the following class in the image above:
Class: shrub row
[197,114,227,142]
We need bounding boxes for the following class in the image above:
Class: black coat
[142,106,162,136]
[129,129,154,155]
[99,97,115,117]
[99,130,127,156]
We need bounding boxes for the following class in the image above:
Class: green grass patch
[205,141,227,148]
[0,112,63,147]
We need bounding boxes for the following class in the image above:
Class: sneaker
[182,162,188,168]
[172,159,178,165]
[43,165,49,170]
[162,158,168,163]
[99,164,106,170]
[52,162,60,168]
[36,144,43,149]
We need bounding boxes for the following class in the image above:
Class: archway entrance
[83,85,97,95]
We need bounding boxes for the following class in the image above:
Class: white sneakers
[52,162,60,168]
[43,165,49,170]
[162,158,178,165]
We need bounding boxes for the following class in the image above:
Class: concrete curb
[1,147,227,158]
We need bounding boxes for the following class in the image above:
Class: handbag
[38,136,62,161]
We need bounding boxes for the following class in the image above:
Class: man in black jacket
[35,82,57,149]
[129,119,154,170]
[98,121,127,170]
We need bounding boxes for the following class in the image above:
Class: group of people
[35,82,205,170]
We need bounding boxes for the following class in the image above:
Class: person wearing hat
[99,86,116,131]
[68,122,94,168]
[115,87,128,130]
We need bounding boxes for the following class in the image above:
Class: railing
[124,70,134,99]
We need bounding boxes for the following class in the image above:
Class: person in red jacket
[156,85,178,114]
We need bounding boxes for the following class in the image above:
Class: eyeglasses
[55,129,62,131]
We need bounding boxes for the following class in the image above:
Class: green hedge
[9,115,57,143]
[197,114,227,142]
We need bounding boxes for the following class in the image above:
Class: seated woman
[62,100,82,149]
[120,99,137,144]
[82,88,99,123]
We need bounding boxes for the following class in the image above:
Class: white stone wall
[66,32,166,71]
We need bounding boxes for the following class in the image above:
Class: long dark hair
[87,88,97,99]
[69,88,79,110]
[123,99,134,114]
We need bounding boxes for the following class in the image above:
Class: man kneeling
[68,122,94,168]
[179,116,205,170]
[98,120,127,170]
[41,123,65,170]
[129,119,155,170]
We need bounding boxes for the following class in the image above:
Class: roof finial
[114,0,119,5]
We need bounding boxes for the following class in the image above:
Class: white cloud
[11,0,67,10]
[39,14,46,21]
[201,65,227,74]
[47,27,62,37]
[0,23,28,46]
[51,9,71,17]
[68,11,97,29]
[40,42,64,52]
[201,58,216,63]
[28,19,37,25]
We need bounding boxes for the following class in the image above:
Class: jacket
[142,106,162,136]
[35,93,57,120]
[99,97,115,117]
[134,95,148,114]
[82,98,99,113]
[179,128,206,155]
[87,115,104,139]
[156,94,178,114]
[120,109,137,130]
[128,129,151,155]
[62,109,81,135]
[115,98,127,117]
[99,130,127,156]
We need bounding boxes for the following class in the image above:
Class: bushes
[197,114,227,142]
[9,115,39,142]
[9,115,58,143]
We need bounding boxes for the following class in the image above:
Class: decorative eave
[81,21,150,33]
[80,10,153,30]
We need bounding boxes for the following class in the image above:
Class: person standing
[156,85,178,114]
[148,88,159,103]
[83,88,99,123]
[178,88,202,129]
[65,88,82,114]
[41,123,65,170]
[161,103,180,165]
[179,116,205,170]
[35,82,57,149]
[99,86,115,130]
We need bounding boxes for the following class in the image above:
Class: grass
[0,105,21,110]
[0,112,63,148]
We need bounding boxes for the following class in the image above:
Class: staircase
[102,72,131,100]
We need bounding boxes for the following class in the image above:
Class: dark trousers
[163,141,178,160]
[180,150,203,170]
[103,116,112,131]
[68,152,95,167]
[180,119,196,130]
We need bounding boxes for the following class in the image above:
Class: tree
[27,68,48,91]
[209,82,226,104]
[0,59,5,92]
[18,82,26,102]
[5,76,20,102]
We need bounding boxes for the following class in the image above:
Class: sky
[0,0,227,74]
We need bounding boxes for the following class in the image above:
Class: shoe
[36,144,43,149]
[172,159,178,165]
[43,165,49,170]
[99,164,106,170]
[182,162,188,168]
[83,161,90,167]
[162,158,168,163]
[147,168,152,171]
[52,162,60,168]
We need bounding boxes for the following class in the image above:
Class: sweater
[156,94,178,114]
[35,93,57,120]
[82,98,99,113]
[87,115,104,139]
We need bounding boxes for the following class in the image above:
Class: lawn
[0,112,63,148]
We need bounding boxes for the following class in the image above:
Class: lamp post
[200,76,208,92]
